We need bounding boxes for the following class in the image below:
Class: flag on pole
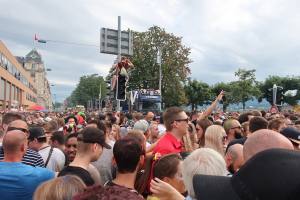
[34,34,38,41]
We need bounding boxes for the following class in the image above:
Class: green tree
[184,79,211,111]
[260,76,300,106]
[67,74,107,107]
[211,82,235,112]
[129,26,192,107]
[232,68,261,110]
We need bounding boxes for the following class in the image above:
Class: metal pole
[117,16,121,111]
[99,83,101,111]
[157,48,162,111]
[273,84,277,105]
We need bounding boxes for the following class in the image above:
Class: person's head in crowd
[251,110,262,117]
[76,127,110,162]
[133,112,144,122]
[204,125,227,156]
[196,119,213,147]
[280,127,300,150]
[148,122,159,144]
[113,137,144,184]
[268,118,287,132]
[50,131,65,151]
[56,118,65,130]
[34,175,86,200]
[163,107,189,138]
[127,129,147,152]
[86,119,106,133]
[105,113,117,124]
[64,115,77,134]
[193,149,300,200]
[43,120,59,143]
[153,154,185,194]
[249,116,268,133]
[185,122,198,151]
[98,113,105,121]
[223,119,243,143]
[110,124,121,141]
[241,121,250,137]
[3,130,28,161]
[134,119,150,139]
[243,129,293,162]
[238,112,253,124]
[1,112,23,133]
[182,148,227,199]
[7,119,29,138]
[225,144,244,174]
[104,121,112,136]
[27,127,47,151]
[260,110,267,118]
[145,112,155,123]
[64,133,78,163]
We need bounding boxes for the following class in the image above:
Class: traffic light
[105,79,113,98]
[116,76,126,100]
[276,88,284,105]
[266,90,273,104]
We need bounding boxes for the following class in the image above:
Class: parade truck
[129,89,161,112]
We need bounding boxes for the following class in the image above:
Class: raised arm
[199,90,224,120]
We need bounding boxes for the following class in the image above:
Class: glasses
[66,144,77,148]
[7,127,29,133]
[174,118,189,123]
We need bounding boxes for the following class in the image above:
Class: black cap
[193,148,300,200]
[28,127,46,140]
[280,127,300,144]
[78,127,111,149]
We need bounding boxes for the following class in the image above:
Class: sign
[100,28,133,56]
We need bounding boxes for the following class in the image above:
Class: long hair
[34,175,86,200]
[204,125,226,157]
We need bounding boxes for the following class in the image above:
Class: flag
[34,34,38,41]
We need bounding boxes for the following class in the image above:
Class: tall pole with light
[157,48,162,111]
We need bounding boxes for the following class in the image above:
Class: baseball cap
[193,148,300,200]
[78,127,111,149]
[133,119,149,133]
[28,127,46,140]
[280,127,300,144]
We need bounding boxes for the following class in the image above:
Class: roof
[25,49,43,63]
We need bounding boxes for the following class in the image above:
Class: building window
[6,82,10,101]
[0,78,4,100]
[11,85,15,100]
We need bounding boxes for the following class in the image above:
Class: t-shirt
[152,132,183,156]
[38,146,66,172]
[104,181,144,200]
[0,162,54,200]
[58,165,94,186]
[0,146,44,167]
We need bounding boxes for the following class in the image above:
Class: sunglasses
[7,127,29,133]
[66,144,77,148]
[230,126,242,130]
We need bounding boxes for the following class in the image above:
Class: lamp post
[157,48,162,111]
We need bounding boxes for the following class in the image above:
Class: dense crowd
[1,92,300,200]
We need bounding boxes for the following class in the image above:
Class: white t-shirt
[39,146,66,172]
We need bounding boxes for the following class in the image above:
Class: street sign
[100,28,133,56]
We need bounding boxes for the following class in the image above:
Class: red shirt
[153,132,183,156]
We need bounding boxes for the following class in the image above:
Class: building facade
[0,40,37,111]
[17,49,53,110]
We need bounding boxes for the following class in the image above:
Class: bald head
[243,129,293,162]
[3,130,27,154]
[227,144,243,161]
[225,144,244,173]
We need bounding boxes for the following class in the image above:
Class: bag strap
[45,146,54,167]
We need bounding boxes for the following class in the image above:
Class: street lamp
[156,48,162,111]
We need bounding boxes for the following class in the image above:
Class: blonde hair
[33,175,86,200]
[204,125,226,156]
[182,148,226,199]
[111,124,121,141]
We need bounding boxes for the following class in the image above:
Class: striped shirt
[0,146,45,167]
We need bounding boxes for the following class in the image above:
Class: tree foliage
[129,26,192,107]
[184,79,211,111]
[67,74,107,107]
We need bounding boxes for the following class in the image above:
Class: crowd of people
[1,91,300,200]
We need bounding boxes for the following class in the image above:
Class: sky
[1,0,300,102]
